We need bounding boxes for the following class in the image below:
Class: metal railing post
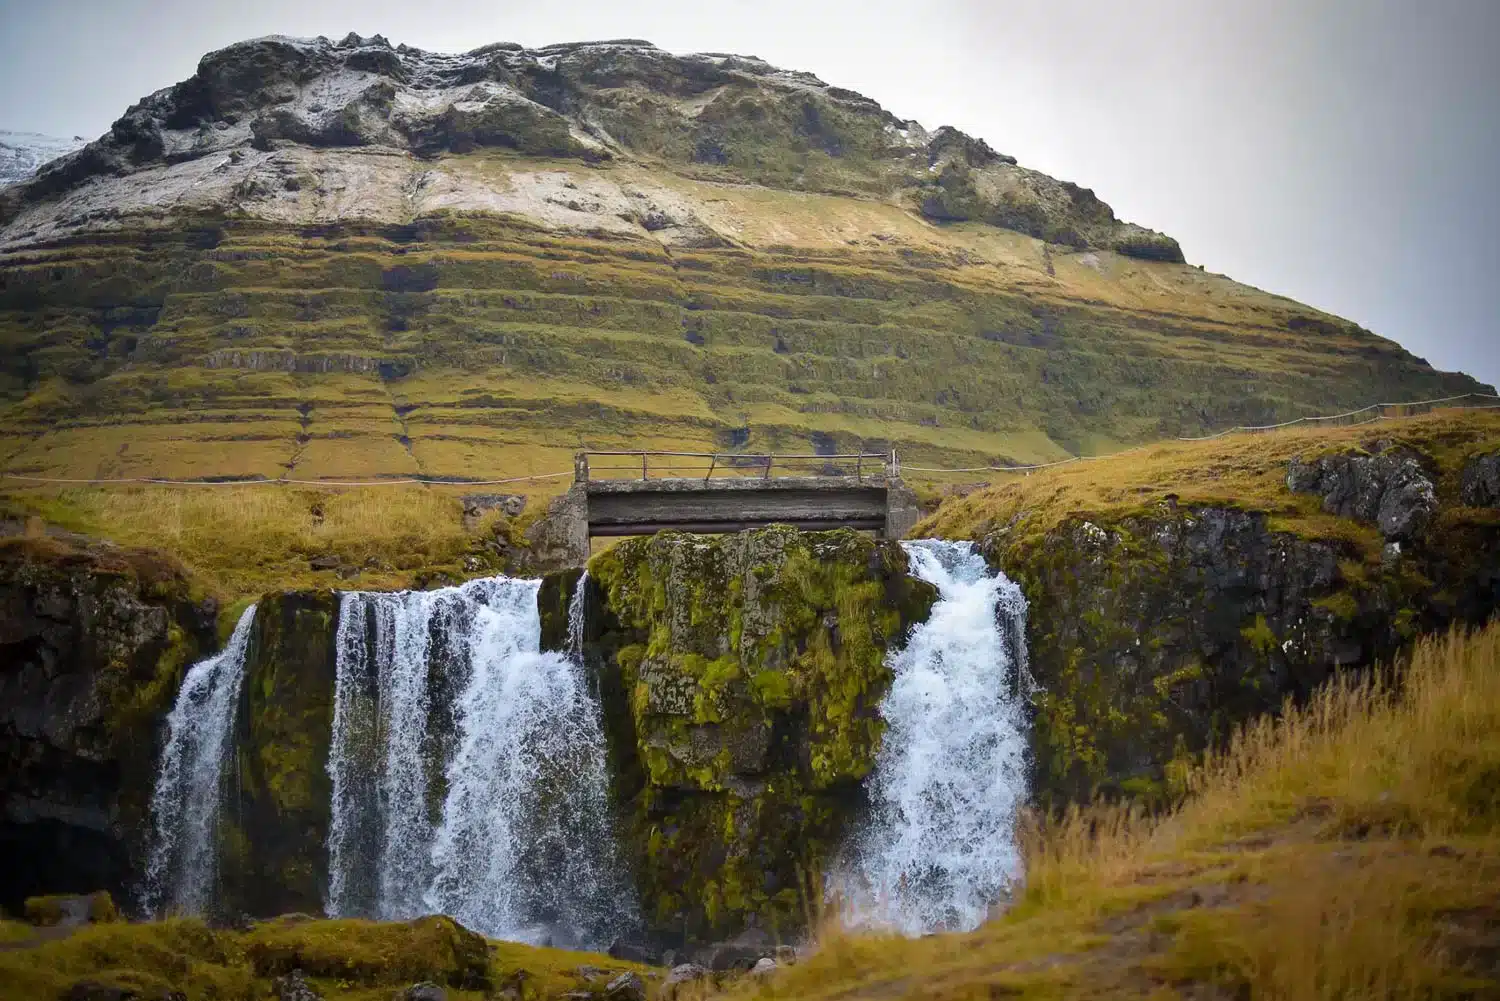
[642,452,648,480]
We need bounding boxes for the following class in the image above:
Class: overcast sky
[2,0,1496,389]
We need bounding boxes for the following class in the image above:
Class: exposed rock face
[1287,448,1438,540]
[1461,451,1500,507]
[0,537,216,914]
[217,591,340,918]
[988,497,1500,807]
[583,526,936,943]
[0,34,1173,259]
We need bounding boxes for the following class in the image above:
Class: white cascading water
[141,604,258,917]
[325,575,630,947]
[837,539,1032,935]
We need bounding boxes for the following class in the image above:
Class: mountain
[0,131,88,188]
[0,34,1488,485]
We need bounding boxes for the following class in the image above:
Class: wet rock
[1287,449,1437,540]
[1461,452,1500,507]
[272,970,322,1001]
[605,971,647,1001]
[606,937,661,966]
[401,983,445,1001]
[588,527,937,942]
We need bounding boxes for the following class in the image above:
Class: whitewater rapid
[837,539,1032,935]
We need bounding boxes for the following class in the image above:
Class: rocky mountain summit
[1,33,1178,257]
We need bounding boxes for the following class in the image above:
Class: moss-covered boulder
[22,891,119,927]
[586,526,936,943]
[0,535,216,915]
[219,590,340,917]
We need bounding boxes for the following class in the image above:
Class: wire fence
[1,392,1495,487]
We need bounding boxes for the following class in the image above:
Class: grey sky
[2,0,1496,390]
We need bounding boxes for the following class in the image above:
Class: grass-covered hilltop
[0,34,1491,486]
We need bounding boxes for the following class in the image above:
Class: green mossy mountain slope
[0,36,1488,488]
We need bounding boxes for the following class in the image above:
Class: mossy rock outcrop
[0,535,216,915]
[584,526,936,942]
[219,590,341,918]
[989,486,1500,809]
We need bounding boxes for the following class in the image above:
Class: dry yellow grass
[9,485,495,601]
[917,409,1500,551]
[735,620,1500,1000]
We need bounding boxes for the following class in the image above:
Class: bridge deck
[539,454,920,565]
[585,476,896,536]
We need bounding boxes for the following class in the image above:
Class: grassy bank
[918,409,1500,553]
[0,914,652,1001]
[733,619,1500,999]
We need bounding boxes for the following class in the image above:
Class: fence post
[704,454,717,483]
[763,455,773,480]
[574,452,590,483]
[642,453,648,480]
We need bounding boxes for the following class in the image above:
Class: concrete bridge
[538,451,920,565]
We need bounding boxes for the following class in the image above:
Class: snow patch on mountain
[0,131,88,188]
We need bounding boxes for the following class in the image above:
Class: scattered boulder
[401,983,446,1001]
[272,970,322,1001]
[461,492,527,524]
[605,971,647,1001]
[665,963,710,988]
[1460,452,1500,508]
[307,553,341,571]
[750,958,779,977]
[1286,449,1438,540]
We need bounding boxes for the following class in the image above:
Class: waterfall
[141,604,257,917]
[837,539,1032,935]
[567,570,589,657]
[325,575,631,947]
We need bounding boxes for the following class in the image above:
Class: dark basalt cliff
[0,535,216,913]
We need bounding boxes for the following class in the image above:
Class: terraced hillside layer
[0,35,1487,484]
[1,211,1486,485]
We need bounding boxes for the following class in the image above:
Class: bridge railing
[576,450,898,483]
